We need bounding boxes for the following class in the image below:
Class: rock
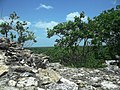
[0,65,9,76]
[1,39,120,90]
[0,54,4,60]
[48,63,64,70]
[76,80,87,88]
[0,86,19,90]
[90,77,101,83]
[8,80,16,87]
[11,66,34,73]
[22,49,32,57]
[1,43,49,69]
[0,42,9,50]
[105,60,119,71]
[36,68,61,85]
[16,77,38,87]
[92,83,101,88]
[0,77,9,86]
[46,78,78,90]
[101,80,119,89]
[20,86,42,90]
[37,87,45,90]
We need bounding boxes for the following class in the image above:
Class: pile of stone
[0,37,49,68]
[49,63,120,90]
[0,37,78,90]
[0,37,120,90]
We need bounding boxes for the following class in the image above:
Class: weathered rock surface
[0,64,9,76]
[36,68,61,85]
[46,78,78,90]
[0,38,120,90]
[52,63,120,90]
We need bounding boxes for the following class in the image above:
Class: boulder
[46,78,78,90]
[36,68,61,85]
[0,54,6,64]
[8,80,17,87]
[16,77,38,87]
[0,65,9,76]
[0,86,19,90]
[10,66,34,73]
[101,80,119,89]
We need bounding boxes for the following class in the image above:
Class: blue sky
[0,0,119,47]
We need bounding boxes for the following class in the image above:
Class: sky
[0,0,119,47]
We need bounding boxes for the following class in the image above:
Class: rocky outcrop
[51,63,120,90]
[0,49,61,90]
[0,37,120,90]
[0,65,9,76]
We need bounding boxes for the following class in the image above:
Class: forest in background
[1,5,120,68]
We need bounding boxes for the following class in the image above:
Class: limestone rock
[16,77,38,87]
[11,66,34,73]
[37,87,45,90]
[8,80,17,87]
[0,54,4,60]
[36,68,61,85]
[0,86,19,90]
[101,80,119,89]
[46,78,78,90]
[0,65,8,76]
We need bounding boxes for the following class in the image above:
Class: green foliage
[27,46,108,68]
[0,22,12,37]
[47,12,91,66]
[47,6,120,68]
[0,12,36,46]
[91,5,120,57]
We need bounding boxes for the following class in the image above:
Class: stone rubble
[51,63,120,90]
[0,37,120,90]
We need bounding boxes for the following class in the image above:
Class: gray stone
[0,64,9,76]
[47,78,78,90]
[36,68,61,85]
[8,80,17,87]
[37,87,45,90]
[17,77,38,87]
[101,80,119,89]
[0,86,19,90]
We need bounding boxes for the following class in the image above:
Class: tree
[0,12,36,47]
[47,5,120,67]
[47,12,92,66]
[90,5,120,58]
[0,22,12,37]
[0,12,19,38]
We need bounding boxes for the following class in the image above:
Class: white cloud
[66,12,88,22]
[66,12,79,21]
[0,16,10,24]
[25,21,31,27]
[36,3,53,10]
[34,21,58,29]
[81,16,88,22]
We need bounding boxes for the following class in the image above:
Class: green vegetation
[0,12,36,47]
[1,5,120,68]
[46,5,120,68]
[27,46,109,68]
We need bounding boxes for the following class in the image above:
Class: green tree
[0,12,19,38]
[47,12,92,66]
[0,22,12,37]
[90,5,120,58]
[0,12,36,47]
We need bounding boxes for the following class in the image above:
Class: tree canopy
[0,12,36,47]
[47,5,120,67]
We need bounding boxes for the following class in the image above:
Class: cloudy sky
[0,0,119,47]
